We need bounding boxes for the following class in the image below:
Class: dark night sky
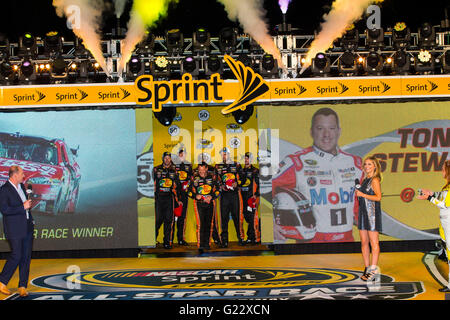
[0,0,448,40]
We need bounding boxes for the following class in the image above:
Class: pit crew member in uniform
[417,160,450,292]
[240,152,261,244]
[273,107,363,243]
[154,152,182,249]
[195,153,221,245]
[173,148,192,246]
[215,148,245,247]
[187,162,220,250]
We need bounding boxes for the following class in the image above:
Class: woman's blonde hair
[443,160,450,190]
[363,156,382,182]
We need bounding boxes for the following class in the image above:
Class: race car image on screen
[0,132,81,215]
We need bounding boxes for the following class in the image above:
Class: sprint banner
[0,56,449,110]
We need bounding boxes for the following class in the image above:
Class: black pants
[194,201,214,248]
[155,194,174,246]
[219,192,243,243]
[173,193,188,242]
[242,193,260,242]
[0,221,34,288]
[211,201,220,243]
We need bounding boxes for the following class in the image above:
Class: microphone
[355,179,361,191]
[26,184,33,200]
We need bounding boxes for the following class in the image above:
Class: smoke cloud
[218,0,284,69]
[117,0,178,77]
[113,0,128,18]
[53,0,110,76]
[301,0,384,73]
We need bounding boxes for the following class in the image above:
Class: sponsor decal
[18,268,424,300]
[226,123,243,134]
[320,179,332,185]
[310,188,355,205]
[229,137,241,149]
[137,151,154,198]
[168,125,180,137]
[307,177,317,187]
[198,109,210,121]
[197,139,213,149]
[304,159,318,166]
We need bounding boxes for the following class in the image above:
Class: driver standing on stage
[154,152,182,249]
[173,148,192,246]
[273,107,363,242]
[187,162,220,251]
[240,152,261,245]
[215,148,245,247]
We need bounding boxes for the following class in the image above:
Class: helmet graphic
[273,187,316,241]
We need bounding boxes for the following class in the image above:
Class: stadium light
[0,60,15,83]
[392,49,411,75]
[418,22,436,48]
[181,56,198,76]
[44,31,63,56]
[206,55,222,77]
[365,27,384,49]
[312,52,330,76]
[166,29,184,55]
[259,54,278,78]
[232,105,254,125]
[126,55,144,79]
[340,25,359,51]
[415,49,435,74]
[136,32,155,56]
[338,51,357,75]
[392,22,411,49]
[152,56,170,79]
[219,27,237,54]
[155,107,177,126]
[19,59,35,82]
[365,51,383,75]
[0,33,10,60]
[19,32,37,57]
[443,50,450,73]
[193,28,210,53]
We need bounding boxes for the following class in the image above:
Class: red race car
[0,132,81,215]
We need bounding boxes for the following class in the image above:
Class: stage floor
[0,246,448,301]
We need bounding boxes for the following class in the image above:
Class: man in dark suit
[0,165,34,297]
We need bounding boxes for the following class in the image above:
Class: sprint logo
[77,89,88,101]
[405,80,439,93]
[428,80,438,92]
[220,55,269,114]
[358,81,391,94]
[338,82,349,94]
[13,90,46,103]
[36,90,46,102]
[296,83,307,95]
[316,82,349,95]
[121,88,131,100]
[135,55,269,115]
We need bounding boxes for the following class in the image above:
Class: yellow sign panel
[0,69,449,109]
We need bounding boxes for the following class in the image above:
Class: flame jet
[118,0,178,78]
[300,0,384,74]
[53,0,110,76]
[218,0,284,69]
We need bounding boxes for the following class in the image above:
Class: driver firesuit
[273,146,363,242]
